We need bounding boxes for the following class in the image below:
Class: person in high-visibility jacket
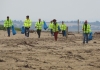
[82,20,91,44]
[4,16,13,37]
[49,21,53,36]
[35,19,44,38]
[52,19,59,41]
[24,15,32,37]
[60,21,67,37]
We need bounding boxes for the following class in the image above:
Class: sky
[0,0,100,22]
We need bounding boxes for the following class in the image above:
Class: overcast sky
[0,0,100,21]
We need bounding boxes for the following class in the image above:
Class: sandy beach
[0,30,100,70]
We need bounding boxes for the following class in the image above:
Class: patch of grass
[0,25,21,31]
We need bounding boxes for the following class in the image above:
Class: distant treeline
[0,25,21,31]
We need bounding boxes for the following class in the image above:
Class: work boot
[83,42,85,44]
[38,36,40,38]
[8,36,10,37]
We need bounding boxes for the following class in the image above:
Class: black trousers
[7,27,11,37]
[50,29,53,36]
[62,30,65,36]
[25,27,29,37]
[37,29,41,38]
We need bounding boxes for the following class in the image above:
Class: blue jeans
[62,30,65,36]
[83,33,89,43]
[25,27,29,37]
[7,27,11,36]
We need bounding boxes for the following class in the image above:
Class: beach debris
[0,59,5,62]
[93,41,97,43]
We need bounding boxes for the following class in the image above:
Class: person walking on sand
[24,15,32,37]
[60,21,67,37]
[82,20,91,44]
[4,16,13,37]
[52,19,59,41]
[49,20,53,36]
[35,19,44,38]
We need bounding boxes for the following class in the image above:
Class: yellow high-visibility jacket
[4,19,13,27]
[24,19,32,28]
[35,21,44,30]
[60,24,67,30]
[82,24,91,33]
